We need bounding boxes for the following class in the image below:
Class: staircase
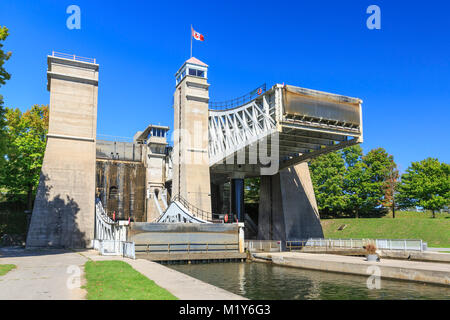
[94,199,135,258]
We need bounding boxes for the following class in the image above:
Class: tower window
[188,68,205,77]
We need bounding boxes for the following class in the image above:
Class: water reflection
[168,262,450,300]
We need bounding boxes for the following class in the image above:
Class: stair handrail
[171,194,212,221]
[95,199,127,242]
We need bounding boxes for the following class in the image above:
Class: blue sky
[0,0,449,172]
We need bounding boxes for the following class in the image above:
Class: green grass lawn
[84,260,178,300]
[381,210,450,219]
[321,211,450,248]
[0,264,16,276]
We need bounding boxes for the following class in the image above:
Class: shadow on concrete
[25,173,87,249]
[0,246,80,258]
[285,166,324,240]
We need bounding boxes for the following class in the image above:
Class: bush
[0,197,30,246]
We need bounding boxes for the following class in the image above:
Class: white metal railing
[95,200,127,242]
[51,51,96,64]
[208,95,277,167]
[245,240,282,252]
[94,200,135,258]
[123,242,136,259]
[286,238,424,252]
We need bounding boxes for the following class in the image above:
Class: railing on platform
[51,51,96,64]
[245,240,282,252]
[123,241,136,259]
[135,242,239,254]
[209,84,267,110]
[285,238,424,252]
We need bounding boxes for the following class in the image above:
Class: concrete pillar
[172,58,211,216]
[231,178,245,222]
[257,162,324,242]
[26,54,99,248]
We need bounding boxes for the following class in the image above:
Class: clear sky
[0,0,449,172]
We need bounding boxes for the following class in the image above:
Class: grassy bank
[321,211,450,248]
[84,260,178,300]
[0,264,16,276]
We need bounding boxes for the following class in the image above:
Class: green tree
[0,26,12,154]
[381,162,400,218]
[397,158,450,218]
[0,105,49,210]
[342,145,366,218]
[311,146,397,218]
[244,177,260,204]
[309,150,347,217]
[361,148,396,213]
[342,146,396,218]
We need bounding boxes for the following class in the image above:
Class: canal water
[168,261,450,300]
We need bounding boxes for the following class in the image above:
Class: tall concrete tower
[134,124,170,222]
[26,53,99,248]
[172,57,212,215]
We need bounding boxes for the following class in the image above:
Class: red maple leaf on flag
[192,28,205,41]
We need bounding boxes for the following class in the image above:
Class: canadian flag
[192,27,205,41]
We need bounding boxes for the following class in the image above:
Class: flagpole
[190,24,193,58]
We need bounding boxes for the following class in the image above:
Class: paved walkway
[0,247,245,300]
[427,248,450,252]
[0,247,87,300]
[81,250,246,300]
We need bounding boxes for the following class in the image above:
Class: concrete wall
[257,162,324,242]
[95,159,146,222]
[129,223,240,245]
[96,140,143,162]
[26,56,99,248]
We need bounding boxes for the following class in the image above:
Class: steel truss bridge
[160,83,362,223]
[208,83,363,180]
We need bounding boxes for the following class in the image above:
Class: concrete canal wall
[252,252,450,286]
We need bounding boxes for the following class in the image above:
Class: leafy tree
[311,146,396,218]
[244,177,260,204]
[342,145,366,218]
[0,26,12,154]
[397,158,450,218]
[309,150,347,217]
[0,26,11,90]
[360,148,396,214]
[381,162,399,218]
[0,105,49,210]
